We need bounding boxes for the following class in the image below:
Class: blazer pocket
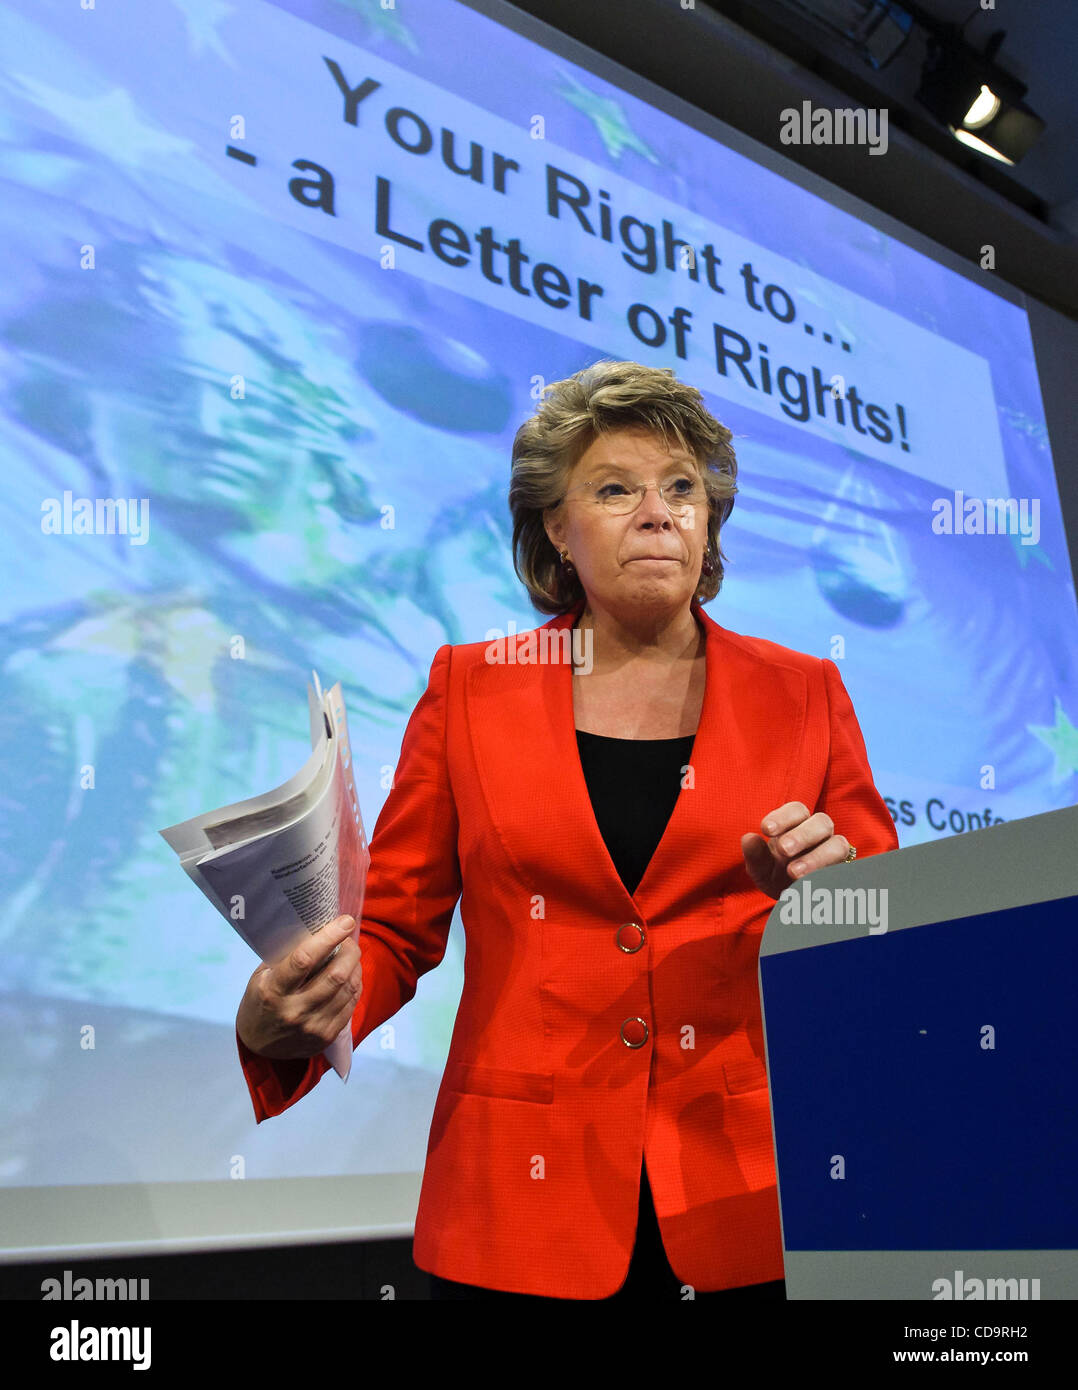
[723,1056,769,1095]
[446,1060,554,1105]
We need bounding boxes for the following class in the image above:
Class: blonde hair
[509,359,738,614]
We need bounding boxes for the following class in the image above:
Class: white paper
[160,675,370,1081]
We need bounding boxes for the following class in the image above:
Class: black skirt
[427,1164,786,1302]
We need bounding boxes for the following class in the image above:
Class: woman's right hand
[236,914,363,1060]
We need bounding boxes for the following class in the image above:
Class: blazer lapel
[465,602,634,919]
[465,598,808,923]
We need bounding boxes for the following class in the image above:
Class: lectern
[759,804,1078,1300]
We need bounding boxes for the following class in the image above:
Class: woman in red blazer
[236,360,899,1302]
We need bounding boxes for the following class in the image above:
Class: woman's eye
[597,483,628,497]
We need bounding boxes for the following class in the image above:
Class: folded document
[160,673,370,1080]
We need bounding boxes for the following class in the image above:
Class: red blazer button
[615,922,645,953]
[620,1017,649,1048]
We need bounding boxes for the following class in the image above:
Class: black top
[575,730,697,897]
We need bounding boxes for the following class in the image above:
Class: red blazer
[237,595,898,1297]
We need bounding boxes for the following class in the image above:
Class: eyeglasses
[561,476,708,517]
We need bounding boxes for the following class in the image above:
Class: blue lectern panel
[760,894,1077,1249]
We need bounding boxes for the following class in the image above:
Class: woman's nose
[635,485,675,522]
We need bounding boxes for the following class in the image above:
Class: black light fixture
[914,26,1045,165]
[773,0,915,70]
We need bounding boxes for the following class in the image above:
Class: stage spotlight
[963,86,1000,128]
[915,31,1044,165]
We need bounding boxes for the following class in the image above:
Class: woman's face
[543,426,709,619]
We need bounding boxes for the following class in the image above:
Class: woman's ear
[543,509,565,553]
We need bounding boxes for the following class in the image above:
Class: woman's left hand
[740,802,852,900]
